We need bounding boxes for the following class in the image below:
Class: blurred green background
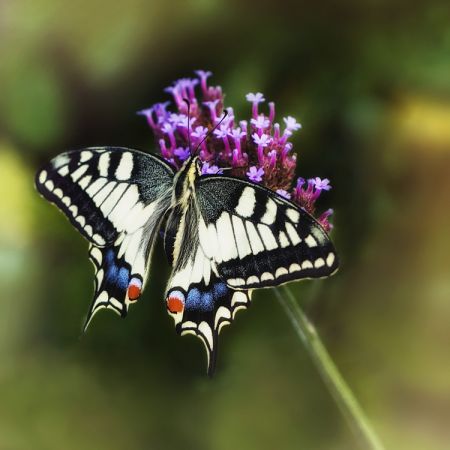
[1,0,449,449]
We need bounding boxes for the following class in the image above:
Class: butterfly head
[193,155,202,175]
[184,152,201,175]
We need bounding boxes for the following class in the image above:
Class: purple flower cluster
[138,71,333,232]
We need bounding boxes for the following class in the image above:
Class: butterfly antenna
[182,98,192,155]
[193,109,229,156]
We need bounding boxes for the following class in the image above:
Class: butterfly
[35,145,339,374]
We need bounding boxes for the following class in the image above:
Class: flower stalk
[275,285,385,450]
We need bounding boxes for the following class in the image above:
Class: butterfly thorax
[167,155,201,267]
[172,155,201,207]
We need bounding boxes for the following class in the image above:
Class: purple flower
[276,189,291,199]
[269,102,275,122]
[252,133,272,147]
[201,162,223,175]
[137,108,156,128]
[168,113,195,129]
[165,84,184,108]
[178,115,194,129]
[311,177,331,191]
[296,177,306,189]
[268,149,278,167]
[161,122,176,148]
[195,70,212,95]
[203,100,220,123]
[246,92,266,118]
[139,71,334,230]
[229,127,246,140]
[174,147,190,161]
[246,92,265,103]
[195,70,212,79]
[191,126,208,140]
[168,113,185,124]
[137,108,153,117]
[251,115,270,130]
[221,107,235,128]
[318,209,334,232]
[283,116,302,131]
[292,176,332,216]
[159,138,170,158]
[247,166,264,183]
[213,126,229,139]
[169,79,198,105]
[161,123,174,134]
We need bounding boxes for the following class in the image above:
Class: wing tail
[83,224,158,330]
[83,243,136,330]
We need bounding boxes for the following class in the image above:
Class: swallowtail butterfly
[36,146,339,374]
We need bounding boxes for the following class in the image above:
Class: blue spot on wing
[187,288,202,308]
[213,282,228,298]
[117,267,130,290]
[201,292,213,310]
[106,264,118,282]
[185,282,230,312]
[104,249,130,290]
[106,249,115,264]
[186,287,214,311]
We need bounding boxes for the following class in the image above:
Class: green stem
[275,285,385,450]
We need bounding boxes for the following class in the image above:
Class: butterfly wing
[36,147,175,326]
[163,201,251,375]
[84,216,166,329]
[196,176,339,289]
[36,147,175,246]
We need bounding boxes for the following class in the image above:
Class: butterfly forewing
[196,176,339,289]
[35,147,175,245]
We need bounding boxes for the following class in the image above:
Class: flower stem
[275,285,385,450]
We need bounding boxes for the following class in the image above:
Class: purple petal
[245,92,265,103]
[246,166,264,182]
[276,189,291,199]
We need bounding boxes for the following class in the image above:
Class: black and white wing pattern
[163,202,252,375]
[35,147,175,326]
[196,176,339,289]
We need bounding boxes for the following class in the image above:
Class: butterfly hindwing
[196,176,339,289]
[87,244,134,324]
[35,147,175,246]
[85,221,162,329]
[163,200,251,375]
[165,244,251,375]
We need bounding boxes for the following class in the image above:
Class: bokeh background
[1,0,449,449]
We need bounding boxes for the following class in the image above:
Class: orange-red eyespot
[166,290,185,314]
[127,277,142,302]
